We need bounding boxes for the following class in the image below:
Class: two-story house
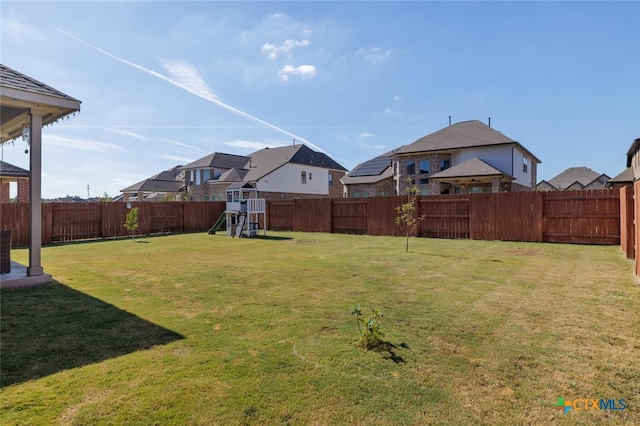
[391,120,540,195]
[181,144,347,201]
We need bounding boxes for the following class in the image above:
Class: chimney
[488,117,491,127]
[448,116,451,126]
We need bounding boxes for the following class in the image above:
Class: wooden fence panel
[635,182,640,275]
[292,198,332,233]
[51,203,102,242]
[543,189,620,244]
[105,202,130,239]
[619,185,634,259]
[367,196,403,236]
[418,195,471,239]
[267,201,293,231]
[470,192,543,242]
[0,203,30,246]
[332,199,367,234]
[184,201,225,232]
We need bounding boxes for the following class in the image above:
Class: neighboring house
[604,137,640,189]
[536,167,610,191]
[181,144,347,201]
[0,160,29,203]
[120,166,185,202]
[341,147,403,197]
[391,120,540,195]
[605,167,634,189]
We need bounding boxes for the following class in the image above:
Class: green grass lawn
[1,232,638,425]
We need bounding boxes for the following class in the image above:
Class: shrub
[351,304,384,350]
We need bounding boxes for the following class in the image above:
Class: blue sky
[1,1,638,199]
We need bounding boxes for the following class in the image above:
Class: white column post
[28,111,43,276]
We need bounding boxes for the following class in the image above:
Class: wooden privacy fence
[0,189,621,247]
[265,189,621,245]
[1,201,226,246]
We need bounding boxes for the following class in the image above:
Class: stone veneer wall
[345,177,394,197]
[395,153,452,195]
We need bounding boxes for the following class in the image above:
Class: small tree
[395,178,425,253]
[123,207,139,240]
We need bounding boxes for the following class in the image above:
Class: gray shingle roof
[397,120,515,153]
[121,179,184,193]
[121,166,185,193]
[545,167,610,190]
[215,167,249,183]
[1,63,81,142]
[181,152,250,170]
[0,64,80,102]
[396,120,541,163]
[0,160,29,177]
[244,144,346,181]
[429,157,511,179]
[606,167,634,186]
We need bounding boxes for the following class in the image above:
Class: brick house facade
[0,161,30,203]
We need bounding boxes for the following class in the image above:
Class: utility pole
[87,184,90,199]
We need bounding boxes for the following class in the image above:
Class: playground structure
[209,183,266,238]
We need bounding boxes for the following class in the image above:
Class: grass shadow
[0,281,184,387]
[249,235,293,241]
[373,341,408,365]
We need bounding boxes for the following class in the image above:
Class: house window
[523,157,529,173]
[440,159,451,170]
[406,161,416,175]
[195,170,201,185]
[328,173,333,186]
[419,178,429,185]
[419,160,430,174]
[301,171,307,184]
[203,169,211,182]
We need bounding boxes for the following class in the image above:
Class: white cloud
[103,128,152,141]
[384,108,393,114]
[262,39,310,59]
[357,47,392,64]
[45,134,126,153]
[154,153,195,163]
[394,95,401,102]
[359,133,376,138]
[279,64,317,81]
[158,58,218,101]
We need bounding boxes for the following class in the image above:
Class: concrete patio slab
[0,261,52,289]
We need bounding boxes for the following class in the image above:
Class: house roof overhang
[428,157,514,185]
[626,138,640,168]
[392,142,542,164]
[1,87,81,143]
